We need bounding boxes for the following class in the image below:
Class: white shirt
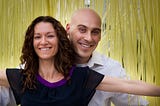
[0,86,16,106]
[77,51,149,106]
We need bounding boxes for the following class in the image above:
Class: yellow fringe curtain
[0,0,159,105]
[97,0,160,105]
[0,0,85,68]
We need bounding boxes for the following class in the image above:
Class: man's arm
[104,60,149,106]
[109,66,149,106]
[97,75,160,96]
[0,70,9,87]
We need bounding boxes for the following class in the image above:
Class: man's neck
[75,55,91,64]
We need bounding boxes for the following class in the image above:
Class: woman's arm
[0,69,10,87]
[97,76,160,96]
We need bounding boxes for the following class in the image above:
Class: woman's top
[6,66,104,106]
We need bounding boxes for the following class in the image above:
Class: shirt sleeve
[6,68,22,105]
[84,67,104,89]
[0,86,17,106]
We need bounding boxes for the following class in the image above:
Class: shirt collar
[76,51,104,68]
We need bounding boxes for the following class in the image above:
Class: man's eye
[79,28,86,33]
[92,30,101,35]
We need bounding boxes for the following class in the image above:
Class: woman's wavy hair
[20,16,75,90]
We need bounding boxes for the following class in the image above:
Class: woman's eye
[34,36,41,39]
[47,35,55,38]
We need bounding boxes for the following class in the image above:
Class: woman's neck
[38,59,64,83]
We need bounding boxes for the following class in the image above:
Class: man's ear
[66,23,70,39]
[66,23,70,34]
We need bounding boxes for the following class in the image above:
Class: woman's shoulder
[6,68,22,78]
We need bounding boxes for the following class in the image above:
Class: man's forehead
[71,13,101,28]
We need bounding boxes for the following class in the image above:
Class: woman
[0,16,160,106]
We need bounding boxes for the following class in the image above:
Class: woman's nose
[40,36,48,44]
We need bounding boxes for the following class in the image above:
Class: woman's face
[33,22,58,61]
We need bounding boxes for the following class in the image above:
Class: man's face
[67,12,101,61]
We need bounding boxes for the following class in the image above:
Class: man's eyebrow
[77,24,87,28]
[76,24,101,32]
[77,24,100,29]
[93,28,101,31]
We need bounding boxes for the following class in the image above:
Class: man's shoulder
[92,52,127,78]
[92,51,122,67]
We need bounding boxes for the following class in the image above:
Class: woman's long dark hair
[20,16,75,90]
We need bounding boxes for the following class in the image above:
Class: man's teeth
[81,44,91,48]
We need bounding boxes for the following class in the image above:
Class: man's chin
[77,51,91,58]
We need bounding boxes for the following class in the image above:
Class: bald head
[70,8,101,28]
[66,8,102,63]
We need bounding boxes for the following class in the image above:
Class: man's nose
[84,32,92,41]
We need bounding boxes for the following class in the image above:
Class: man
[66,8,148,106]
[0,8,148,106]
